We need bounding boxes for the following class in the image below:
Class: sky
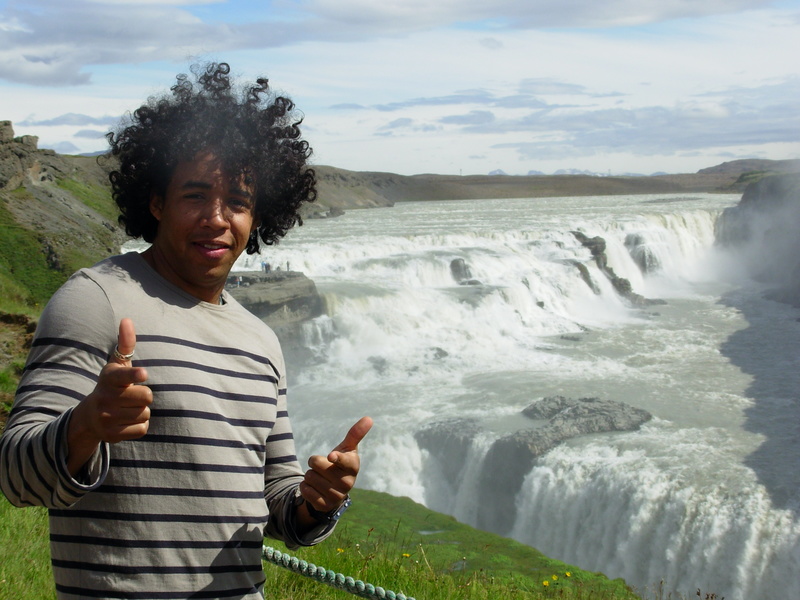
[0,0,798,176]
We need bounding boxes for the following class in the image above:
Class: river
[230,192,800,599]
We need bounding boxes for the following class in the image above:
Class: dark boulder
[450,258,481,285]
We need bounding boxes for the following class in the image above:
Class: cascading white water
[230,192,800,600]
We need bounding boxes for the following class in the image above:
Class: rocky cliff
[715,173,800,306]
[415,396,652,534]
[226,270,324,327]
[0,121,124,307]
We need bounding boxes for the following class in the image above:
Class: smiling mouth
[196,242,229,250]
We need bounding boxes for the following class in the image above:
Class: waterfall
[240,193,798,600]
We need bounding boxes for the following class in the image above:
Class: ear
[149,191,164,221]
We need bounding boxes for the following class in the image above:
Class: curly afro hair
[106,62,316,254]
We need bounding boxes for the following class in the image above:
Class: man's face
[147,152,257,303]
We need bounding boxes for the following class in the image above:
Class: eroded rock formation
[416,396,652,534]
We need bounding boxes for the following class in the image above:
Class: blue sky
[1,0,798,175]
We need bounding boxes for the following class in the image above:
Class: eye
[229,197,253,211]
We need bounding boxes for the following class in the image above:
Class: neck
[140,247,225,305]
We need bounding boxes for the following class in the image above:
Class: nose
[201,197,229,227]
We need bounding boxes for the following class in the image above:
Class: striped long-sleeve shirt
[0,252,332,599]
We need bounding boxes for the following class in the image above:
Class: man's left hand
[298,416,373,520]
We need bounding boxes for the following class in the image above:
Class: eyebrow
[180,180,253,198]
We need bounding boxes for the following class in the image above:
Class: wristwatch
[295,492,352,525]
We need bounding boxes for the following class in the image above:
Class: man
[0,62,372,599]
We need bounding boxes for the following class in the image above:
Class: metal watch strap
[304,495,351,524]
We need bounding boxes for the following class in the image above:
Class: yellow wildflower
[552,574,558,580]
[543,581,549,587]
[565,572,572,577]
[402,553,411,558]
[336,548,345,553]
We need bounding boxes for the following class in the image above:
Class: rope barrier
[262,546,416,600]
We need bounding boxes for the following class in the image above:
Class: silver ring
[113,345,135,361]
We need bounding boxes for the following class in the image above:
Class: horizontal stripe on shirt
[94,485,265,499]
[30,336,107,360]
[137,334,277,369]
[24,361,100,381]
[51,559,263,575]
[134,359,277,384]
[109,458,264,473]
[50,509,268,523]
[15,384,85,402]
[151,408,274,428]
[50,534,263,549]
[137,435,266,452]
[148,384,271,405]
[54,583,263,599]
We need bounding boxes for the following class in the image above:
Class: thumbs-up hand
[297,416,373,522]
[66,318,153,475]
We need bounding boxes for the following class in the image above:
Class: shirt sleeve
[261,367,337,549]
[0,271,113,508]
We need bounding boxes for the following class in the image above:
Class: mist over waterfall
[234,192,800,600]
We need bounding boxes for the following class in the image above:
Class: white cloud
[1,0,798,174]
[302,0,777,28]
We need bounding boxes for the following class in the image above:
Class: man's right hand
[66,318,152,476]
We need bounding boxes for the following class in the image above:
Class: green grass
[0,489,639,600]
[0,196,67,311]
[56,178,118,223]
[263,489,639,600]
[0,499,52,600]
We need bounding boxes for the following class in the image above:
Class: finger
[113,318,137,365]
[300,473,348,511]
[102,364,149,388]
[115,380,153,406]
[102,404,152,426]
[105,420,151,443]
[329,416,373,459]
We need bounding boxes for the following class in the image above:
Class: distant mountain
[553,168,600,176]
[698,159,800,175]
[80,150,109,157]
[527,170,545,176]
[488,169,508,176]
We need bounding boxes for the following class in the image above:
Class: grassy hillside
[0,488,644,600]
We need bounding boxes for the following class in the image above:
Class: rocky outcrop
[414,417,482,485]
[0,122,125,307]
[572,230,665,307]
[521,395,652,430]
[624,232,661,273]
[0,120,44,190]
[226,271,325,328]
[715,173,800,306]
[449,258,481,285]
[415,396,652,534]
[227,271,328,367]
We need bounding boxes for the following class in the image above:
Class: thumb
[329,416,373,460]
[113,318,137,365]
